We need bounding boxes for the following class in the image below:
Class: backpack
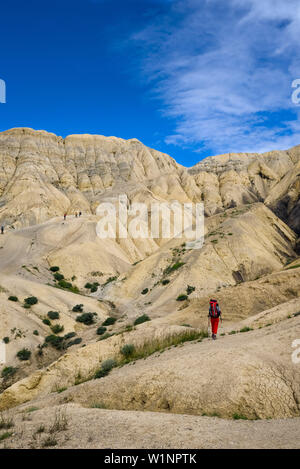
[209,299,220,318]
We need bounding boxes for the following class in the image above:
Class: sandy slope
[0,403,299,449]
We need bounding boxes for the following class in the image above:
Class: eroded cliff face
[0,127,300,234]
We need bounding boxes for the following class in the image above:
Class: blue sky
[0,0,300,167]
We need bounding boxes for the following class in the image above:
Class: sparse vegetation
[96,326,107,336]
[161,279,170,285]
[42,436,57,447]
[119,329,208,366]
[102,317,117,327]
[0,413,14,429]
[47,311,60,320]
[24,296,38,306]
[233,413,248,420]
[72,304,83,312]
[1,366,17,379]
[176,294,188,301]
[163,262,185,276]
[94,359,117,379]
[49,266,60,272]
[8,295,18,302]
[16,348,31,361]
[240,326,253,333]
[134,314,151,326]
[76,313,95,325]
[186,285,195,295]
[0,431,13,442]
[51,324,64,334]
[120,344,135,358]
[53,272,64,281]
[141,288,149,295]
[42,318,51,326]
[103,276,117,286]
[3,337,9,344]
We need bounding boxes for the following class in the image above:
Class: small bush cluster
[134,314,150,326]
[8,296,18,302]
[85,282,99,292]
[47,311,60,320]
[72,304,83,312]
[141,288,149,295]
[102,317,117,327]
[24,296,38,306]
[176,294,188,301]
[1,366,17,379]
[94,359,117,379]
[16,348,31,361]
[96,326,107,336]
[76,313,95,326]
[163,262,185,276]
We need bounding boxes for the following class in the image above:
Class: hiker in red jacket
[208,299,222,340]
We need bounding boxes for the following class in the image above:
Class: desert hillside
[0,128,300,449]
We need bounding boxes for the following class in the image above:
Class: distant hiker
[63,213,67,221]
[79,211,82,217]
[1,225,4,234]
[208,299,222,340]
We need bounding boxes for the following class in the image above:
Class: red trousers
[210,317,220,335]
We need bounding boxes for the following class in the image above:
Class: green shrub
[8,296,18,302]
[23,303,31,309]
[66,338,82,348]
[17,348,31,361]
[134,314,150,326]
[76,313,95,326]
[42,318,51,326]
[33,330,39,336]
[94,359,117,379]
[163,262,185,276]
[0,432,13,442]
[103,276,117,286]
[72,304,83,313]
[141,288,149,295]
[161,279,170,285]
[186,285,195,295]
[53,272,64,281]
[47,311,60,320]
[51,324,64,334]
[96,326,107,336]
[176,294,188,301]
[120,344,135,358]
[24,296,38,306]
[64,332,76,340]
[98,332,113,341]
[239,326,253,333]
[90,285,98,292]
[3,337,9,344]
[45,335,64,350]
[50,266,60,272]
[85,282,93,289]
[233,413,248,420]
[57,280,79,293]
[1,366,17,378]
[102,317,117,327]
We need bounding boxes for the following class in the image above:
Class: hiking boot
[212,334,217,340]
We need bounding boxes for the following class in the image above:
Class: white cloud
[132,0,300,156]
